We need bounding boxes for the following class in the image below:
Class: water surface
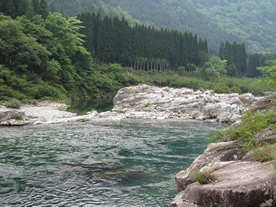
[0,120,221,207]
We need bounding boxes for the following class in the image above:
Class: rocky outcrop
[170,141,276,207]
[112,84,258,122]
[171,161,275,207]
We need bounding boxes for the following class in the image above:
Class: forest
[46,0,276,53]
[78,13,208,71]
[0,0,275,111]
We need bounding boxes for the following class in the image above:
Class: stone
[0,110,32,126]
[175,141,240,191]
[112,84,257,122]
[0,85,261,125]
[171,161,276,207]
[249,93,276,113]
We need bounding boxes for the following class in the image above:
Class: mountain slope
[190,0,276,53]
[47,0,276,53]
[46,0,140,24]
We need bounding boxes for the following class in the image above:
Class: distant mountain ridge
[46,0,140,24]
[47,0,276,53]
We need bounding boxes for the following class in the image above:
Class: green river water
[0,120,221,207]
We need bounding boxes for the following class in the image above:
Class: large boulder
[112,84,258,122]
[171,141,276,207]
[171,161,275,207]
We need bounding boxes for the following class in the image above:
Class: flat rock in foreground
[171,161,275,207]
[170,138,276,207]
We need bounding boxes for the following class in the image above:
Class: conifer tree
[39,0,49,18]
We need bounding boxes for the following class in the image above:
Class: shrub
[144,103,153,107]
[253,144,276,162]
[5,99,22,109]
[212,110,276,160]
[10,113,23,120]
[190,167,215,184]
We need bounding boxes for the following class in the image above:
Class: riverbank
[170,93,276,207]
[0,85,261,126]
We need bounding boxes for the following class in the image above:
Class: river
[0,120,221,207]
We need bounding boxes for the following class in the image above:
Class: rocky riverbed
[0,84,260,126]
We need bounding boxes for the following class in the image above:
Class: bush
[253,144,276,162]
[213,110,276,159]
[5,99,22,109]
[10,113,23,120]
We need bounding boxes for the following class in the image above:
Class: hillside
[47,0,276,53]
[46,0,140,24]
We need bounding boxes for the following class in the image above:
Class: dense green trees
[0,0,49,19]
[78,13,208,71]
[219,41,247,77]
[47,0,276,53]
[200,56,227,80]
[0,12,98,102]
[1,0,275,111]
[247,54,266,78]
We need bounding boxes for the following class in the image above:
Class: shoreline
[0,85,260,126]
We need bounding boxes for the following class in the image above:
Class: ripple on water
[0,120,222,207]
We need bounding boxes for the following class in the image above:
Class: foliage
[200,56,227,80]
[247,54,265,78]
[213,110,276,157]
[108,0,276,53]
[219,41,247,77]
[78,13,208,70]
[5,98,22,109]
[260,65,276,85]
[0,0,48,19]
[190,167,214,185]
[0,12,96,106]
[0,2,275,113]
[46,0,140,25]
[10,113,23,120]
[253,144,276,162]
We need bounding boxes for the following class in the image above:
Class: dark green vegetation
[0,0,276,112]
[47,0,140,24]
[46,0,276,53]
[78,13,208,70]
[0,0,48,18]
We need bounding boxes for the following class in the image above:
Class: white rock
[112,84,258,122]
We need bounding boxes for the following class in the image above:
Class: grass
[121,69,276,96]
[10,113,23,120]
[211,110,276,161]
[190,167,215,185]
[5,99,22,109]
[144,103,153,107]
